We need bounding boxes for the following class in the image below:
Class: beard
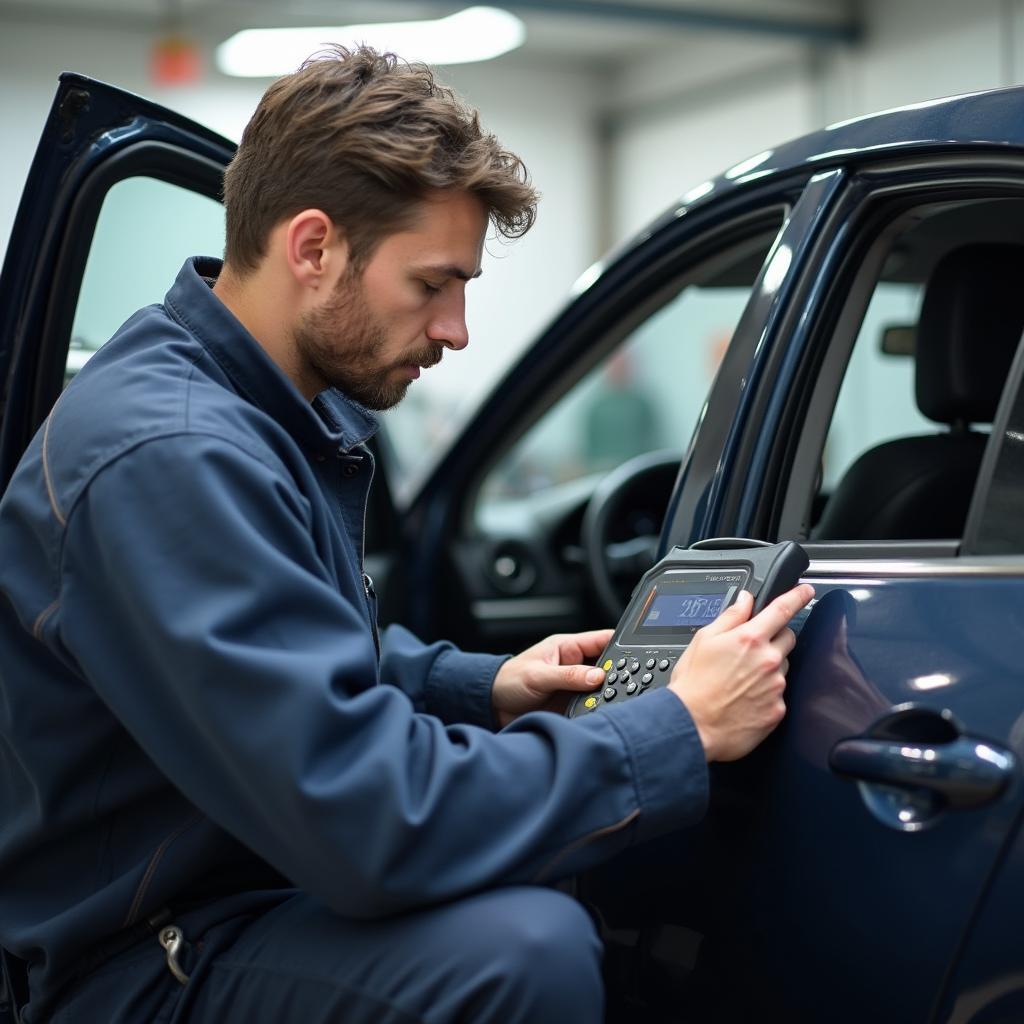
[294,273,443,410]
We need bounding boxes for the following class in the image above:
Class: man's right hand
[667,584,815,762]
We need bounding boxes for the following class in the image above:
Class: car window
[821,281,929,492]
[795,195,1024,545]
[474,230,781,519]
[65,176,225,384]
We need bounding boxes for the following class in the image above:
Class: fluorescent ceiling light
[217,6,526,77]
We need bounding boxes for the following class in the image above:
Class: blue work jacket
[0,258,708,1009]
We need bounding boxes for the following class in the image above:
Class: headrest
[915,244,1024,424]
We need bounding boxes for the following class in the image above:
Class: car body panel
[700,570,1024,1022]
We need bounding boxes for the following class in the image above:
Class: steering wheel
[581,449,682,621]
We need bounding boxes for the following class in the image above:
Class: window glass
[822,282,929,491]
[808,197,1024,542]
[66,177,224,384]
[475,227,782,519]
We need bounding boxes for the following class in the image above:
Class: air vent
[487,541,538,595]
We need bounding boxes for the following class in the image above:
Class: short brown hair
[222,45,538,273]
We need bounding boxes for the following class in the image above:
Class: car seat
[813,243,1024,540]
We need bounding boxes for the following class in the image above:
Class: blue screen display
[640,593,725,629]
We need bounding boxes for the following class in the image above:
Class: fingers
[542,664,606,692]
[698,589,754,636]
[552,626,614,667]
[551,628,615,665]
[772,627,797,660]
[566,628,615,655]
[745,583,815,641]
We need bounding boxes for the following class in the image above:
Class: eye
[422,280,442,295]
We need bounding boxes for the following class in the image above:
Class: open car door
[0,74,238,489]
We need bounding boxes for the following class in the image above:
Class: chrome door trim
[808,558,1024,577]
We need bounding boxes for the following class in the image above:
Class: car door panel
[691,572,1024,1022]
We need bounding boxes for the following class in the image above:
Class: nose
[427,290,469,351]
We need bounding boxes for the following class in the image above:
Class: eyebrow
[422,264,483,282]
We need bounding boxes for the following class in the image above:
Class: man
[0,47,813,1023]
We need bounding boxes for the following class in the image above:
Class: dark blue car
[3,74,1024,1023]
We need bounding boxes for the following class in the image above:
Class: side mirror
[880,324,914,357]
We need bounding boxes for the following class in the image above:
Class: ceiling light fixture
[216,6,526,77]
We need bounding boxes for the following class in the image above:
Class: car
[3,72,1024,1024]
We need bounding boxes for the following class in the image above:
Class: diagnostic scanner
[567,539,809,718]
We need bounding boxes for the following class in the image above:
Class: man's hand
[492,629,614,728]
[668,584,815,762]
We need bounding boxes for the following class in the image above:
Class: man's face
[294,191,487,409]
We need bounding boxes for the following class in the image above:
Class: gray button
[645,658,656,670]
[606,671,618,685]
[625,681,639,695]
[603,687,617,701]
[658,659,670,671]
[641,672,653,685]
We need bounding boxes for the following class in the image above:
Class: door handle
[830,706,1018,831]
[830,735,1015,810]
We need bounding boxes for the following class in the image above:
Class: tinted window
[800,196,1024,545]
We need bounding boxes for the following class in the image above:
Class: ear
[285,209,350,291]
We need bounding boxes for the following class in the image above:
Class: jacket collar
[164,257,379,456]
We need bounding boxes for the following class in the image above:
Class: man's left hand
[492,629,614,728]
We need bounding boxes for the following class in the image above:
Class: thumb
[697,589,753,636]
[537,663,606,693]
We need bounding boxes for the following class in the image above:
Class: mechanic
[0,46,813,1024]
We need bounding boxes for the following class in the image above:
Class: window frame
[766,162,1024,559]
[29,141,225,437]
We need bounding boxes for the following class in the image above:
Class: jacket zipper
[358,450,380,659]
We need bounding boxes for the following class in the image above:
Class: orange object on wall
[151,34,202,85]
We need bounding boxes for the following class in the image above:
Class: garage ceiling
[0,0,861,66]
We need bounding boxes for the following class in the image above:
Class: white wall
[607,0,1024,245]
[820,0,1008,126]
[607,34,815,244]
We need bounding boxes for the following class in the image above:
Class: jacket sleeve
[378,623,506,730]
[58,433,709,918]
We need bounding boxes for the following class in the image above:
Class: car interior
[812,241,1024,540]
[797,196,1024,546]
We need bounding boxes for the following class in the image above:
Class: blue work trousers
[43,887,603,1023]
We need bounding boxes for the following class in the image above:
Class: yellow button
[602,660,613,671]
[584,696,599,709]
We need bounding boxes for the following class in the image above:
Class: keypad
[577,650,680,714]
